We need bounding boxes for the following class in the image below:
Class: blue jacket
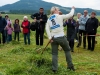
[0,17,7,32]
[79,15,89,30]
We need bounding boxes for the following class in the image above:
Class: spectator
[0,13,7,44]
[13,19,21,41]
[31,8,47,46]
[4,22,13,43]
[5,14,12,42]
[75,13,82,42]
[85,12,98,51]
[77,10,89,49]
[64,16,76,52]
[21,16,30,45]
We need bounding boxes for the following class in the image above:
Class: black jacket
[85,17,98,34]
[0,16,7,32]
[31,13,47,32]
[64,19,76,34]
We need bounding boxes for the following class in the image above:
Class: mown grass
[0,14,100,75]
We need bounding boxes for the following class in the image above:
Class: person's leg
[7,35,10,43]
[75,28,78,41]
[59,36,74,70]
[4,30,7,42]
[0,33,1,44]
[9,35,11,42]
[14,32,16,40]
[27,33,30,45]
[87,35,91,50]
[36,30,39,45]
[10,35,12,41]
[1,30,6,44]
[70,39,74,52]
[24,34,27,45]
[69,40,71,49]
[77,30,82,47]
[17,32,19,41]
[83,31,86,49]
[40,31,44,46]
[91,36,95,51]
[51,38,59,71]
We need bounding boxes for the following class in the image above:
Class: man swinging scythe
[46,6,75,73]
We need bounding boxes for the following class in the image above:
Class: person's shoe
[71,50,74,52]
[76,44,80,47]
[67,66,75,71]
[52,70,57,73]
[91,48,94,51]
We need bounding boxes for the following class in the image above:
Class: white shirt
[46,9,75,39]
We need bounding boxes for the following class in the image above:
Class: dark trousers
[7,34,12,43]
[75,28,78,40]
[0,30,5,44]
[5,30,8,42]
[87,32,96,51]
[51,36,73,70]
[36,30,44,46]
[67,33,75,51]
[24,33,30,45]
[78,30,86,48]
[69,40,74,51]
[14,32,19,41]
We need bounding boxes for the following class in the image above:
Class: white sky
[0,0,100,10]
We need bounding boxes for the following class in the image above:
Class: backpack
[30,22,36,31]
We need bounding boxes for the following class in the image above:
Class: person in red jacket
[21,16,30,45]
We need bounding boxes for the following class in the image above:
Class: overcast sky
[0,0,100,10]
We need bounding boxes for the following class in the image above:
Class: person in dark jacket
[31,8,47,46]
[13,19,21,41]
[21,16,30,45]
[64,16,76,52]
[85,12,98,51]
[0,13,7,44]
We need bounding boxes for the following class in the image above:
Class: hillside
[0,0,100,15]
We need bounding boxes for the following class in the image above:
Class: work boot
[67,66,75,71]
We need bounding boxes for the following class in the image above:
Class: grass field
[0,14,100,75]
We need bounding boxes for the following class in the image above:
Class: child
[5,22,13,43]
[13,19,21,41]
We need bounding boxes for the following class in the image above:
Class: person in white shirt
[46,6,75,73]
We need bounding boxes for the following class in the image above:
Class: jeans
[7,34,12,43]
[14,32,19,41]
[24,33,30,45]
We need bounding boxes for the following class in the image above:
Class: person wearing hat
[0,13,7,44]
[21,16,30,45]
